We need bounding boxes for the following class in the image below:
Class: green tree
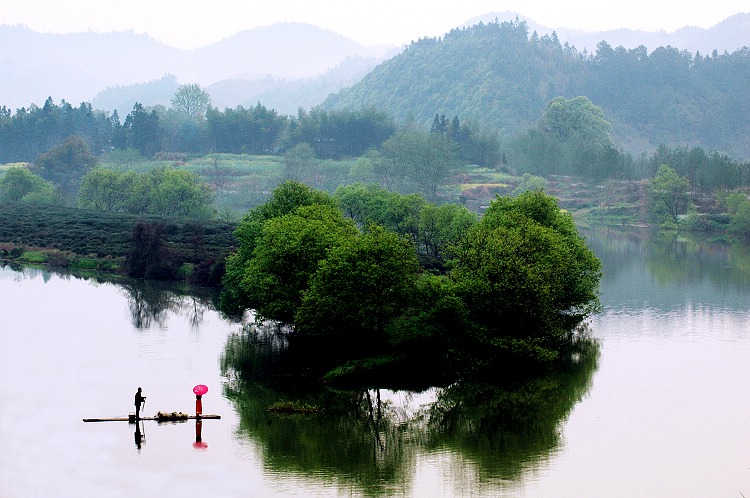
[725,192,749,214]
[147,168,216,218]
[220,181,340,315]
[410,132,461,201]
[235,204,358,323]
[648,164,691,224]
[78,168,131,211]
[295,224,421,348]
[125,221,178,280]
[0,166,54,204]
[417,202,477,259]
[512,173,547,196]
[123,103,161,157]
[374,129,411,191]
[77,167,215,217]
[541,96,612,146]
[31,135,98,195]
[170,83,211,119]
[335,183,426,247]
[379,128,460,201]
[727,194,750,239]
[283,142,317,182]
[448,190,601,366]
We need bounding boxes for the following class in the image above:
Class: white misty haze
[2,0,748,49]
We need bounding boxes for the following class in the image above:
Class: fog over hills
[1,13,747,115]
[0,22,394,112]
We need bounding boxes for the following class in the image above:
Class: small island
[220,180,602,385]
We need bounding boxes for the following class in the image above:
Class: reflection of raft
[83,413,221,423]
[156,411,190,421]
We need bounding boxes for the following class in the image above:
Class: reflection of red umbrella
[193,384,208,395]
[195,419,206,449]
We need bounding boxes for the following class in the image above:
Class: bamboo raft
[83,413,220,423]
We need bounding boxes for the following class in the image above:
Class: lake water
[2,227,750,497]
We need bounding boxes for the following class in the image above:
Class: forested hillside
[324,20,750,158]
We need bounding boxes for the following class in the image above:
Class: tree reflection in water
[221,322,599,494]
[118,279,220,329]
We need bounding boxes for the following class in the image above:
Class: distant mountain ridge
[465,12,750,54]
[1,12,748,119]
[0,22,394,111]
[91,56,381,117]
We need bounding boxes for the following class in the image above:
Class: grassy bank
[0,203,237,277]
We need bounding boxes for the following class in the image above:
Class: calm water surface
[2,227,750,497]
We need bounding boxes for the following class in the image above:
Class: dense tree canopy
[509,96,630,178]
[376,127,461,200]
[296,224,420,345]
[78,166,215,218]
[448,190,602,366]
[221,182,602,380]
[220,181,340,315]
[325,19,750,158]
[540,96,612,146]
[237,204,357,323]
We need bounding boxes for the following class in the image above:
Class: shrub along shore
[0,202,236,283]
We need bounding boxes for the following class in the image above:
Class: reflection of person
[193,420,208,449]
[134,387,146,420]
[134,424,143,450]
[195,394,202,418]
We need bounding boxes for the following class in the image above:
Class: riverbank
[0,174,744,280]
[0,203,237,281]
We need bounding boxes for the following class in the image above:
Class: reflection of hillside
[220,325,599,495]
[582,227,750,311]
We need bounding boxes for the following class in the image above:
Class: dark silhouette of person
[134,387,146,420]
[134,424,143,449]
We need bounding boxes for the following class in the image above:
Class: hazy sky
[2,0,748,49]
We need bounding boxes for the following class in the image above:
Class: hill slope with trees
[324,19,750,158]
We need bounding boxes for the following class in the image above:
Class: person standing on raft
[134,387,147,420]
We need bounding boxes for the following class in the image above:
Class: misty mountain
[324,19,750,158]
[91,55,383,118]
[0,23,393,111]
[207,55,383,116]
[466,11,750,55]
[90,75,180,118]
[3,12,747,124]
